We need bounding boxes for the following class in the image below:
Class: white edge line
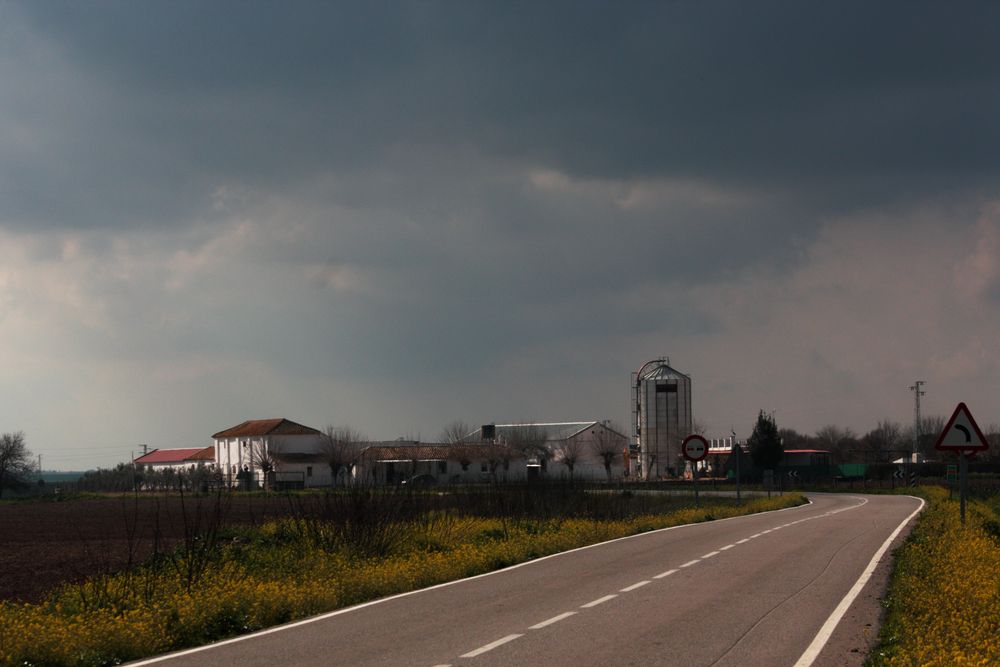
[719,544,735,551]
[701,551,720,559]
[620,580,651,592]
[581,594,618,608]
[792,495,925,667]
[460,634,523,658]
[653,569,678,579]
[529,611,577,630]
[125,498,815,666]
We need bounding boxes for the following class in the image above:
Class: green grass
[866,486,1000,666]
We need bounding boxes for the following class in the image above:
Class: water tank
[632,358,692,479]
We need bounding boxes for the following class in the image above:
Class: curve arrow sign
[934,403,989,452]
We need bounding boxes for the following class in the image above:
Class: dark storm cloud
[5,1,999,232]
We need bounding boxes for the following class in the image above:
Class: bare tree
[911,415,945,457]
[504,424,550,475]
[864,420,903,460]
[553,438,585,480]
[984,424,1000,463]
[249,441,276,490]
[778,428,812,450]
[0,431,33,498]
[481,439,518,483]
[440,421,476,471]
[320,426,365,487]
[440,420,474,444]
[814,425,857,463]
[591,423,627,481]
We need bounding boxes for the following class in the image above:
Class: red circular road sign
[682,434,708,462]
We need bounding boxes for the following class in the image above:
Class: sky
[1,1,999,469]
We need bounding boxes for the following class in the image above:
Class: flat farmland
[0,494,297,602]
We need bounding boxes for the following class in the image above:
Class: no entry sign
[682,434,708,462]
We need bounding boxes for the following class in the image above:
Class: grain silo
[631,358,692,479]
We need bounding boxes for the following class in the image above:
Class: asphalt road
[131,493,923,667]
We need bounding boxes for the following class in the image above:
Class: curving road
[130,493,923,667]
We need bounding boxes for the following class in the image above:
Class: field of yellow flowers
[0,493,802,666]
[868,487,999,666]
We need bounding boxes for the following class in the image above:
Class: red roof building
[213,418,326,489]
[212,418,322,439]
[133,447,215,466]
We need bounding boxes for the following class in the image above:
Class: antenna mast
[908,380,925,459]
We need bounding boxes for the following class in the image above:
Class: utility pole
[732,429,741,503]
[909,381,925,461]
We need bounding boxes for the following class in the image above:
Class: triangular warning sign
[934,402,989,452]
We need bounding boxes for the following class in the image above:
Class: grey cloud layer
[6,1,999,231]
[2,2,999,462]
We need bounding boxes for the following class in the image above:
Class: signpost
[682,435,708,507]
[934,402,989,524]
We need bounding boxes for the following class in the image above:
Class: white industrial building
[466,421,629,481]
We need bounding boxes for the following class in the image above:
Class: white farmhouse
[213,418,328,489]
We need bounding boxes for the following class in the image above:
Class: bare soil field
[0,494,297,602]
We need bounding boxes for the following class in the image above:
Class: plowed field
[0,494,295,602]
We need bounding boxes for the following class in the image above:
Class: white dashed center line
[621,580,651,592]
[460,634,523,658]
[529,612,577,630]
[581,594,618,608]
[441,502,869,665]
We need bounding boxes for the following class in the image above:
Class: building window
[480,462,488,473]
[438,461,447,474]
[306,466,313,477]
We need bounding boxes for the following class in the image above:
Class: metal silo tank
[633,358,692,479]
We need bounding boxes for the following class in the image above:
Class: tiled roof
[134,447,215,465]
[212,418,322,439]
